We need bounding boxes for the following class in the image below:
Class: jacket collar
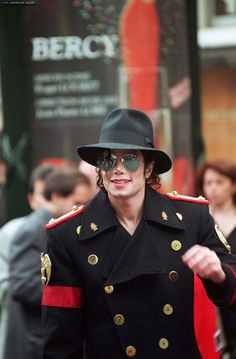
[143,186,185,230]
[79,186,184,241]
[78,191,118,241]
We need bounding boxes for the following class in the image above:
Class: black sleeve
[198,205,236,308]
[42,228,85,359]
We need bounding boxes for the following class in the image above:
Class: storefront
[0,0,200,220]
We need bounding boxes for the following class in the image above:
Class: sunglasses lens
[97,154,141,172]
[97,157,117,172]
[123,156,141,172]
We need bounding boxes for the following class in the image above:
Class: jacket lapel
[143,186,185,230]
[78,191,118,241]
[103,220,165,285]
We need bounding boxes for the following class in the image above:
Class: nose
[113,157,124,172]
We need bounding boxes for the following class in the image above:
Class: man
[6,167,91,359]
[41,108,236,359]
[0,164,54,359]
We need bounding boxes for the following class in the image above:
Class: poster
[21,0,194,193]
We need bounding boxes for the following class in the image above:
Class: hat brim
[77,143,172,174]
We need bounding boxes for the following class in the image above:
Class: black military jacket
[42,186,236,359]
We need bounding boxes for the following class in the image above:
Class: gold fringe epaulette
[44,205,85,229]
[164,191,209,205]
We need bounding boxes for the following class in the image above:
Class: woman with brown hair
[198,159,236,358]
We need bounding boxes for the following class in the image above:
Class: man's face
[101,150,154,200]
[72,182,92,205]
[53,183,92,217]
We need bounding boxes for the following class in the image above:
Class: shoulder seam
[44,205,85,230]
[164,192,209,205]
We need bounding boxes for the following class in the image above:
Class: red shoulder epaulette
[164,191,209,205]
[44,205,85,229]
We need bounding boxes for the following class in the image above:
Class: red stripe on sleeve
[42,286,83,308]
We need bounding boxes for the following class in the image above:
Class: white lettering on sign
[31,35,118,61]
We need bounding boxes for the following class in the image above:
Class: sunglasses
[97,153,143,172]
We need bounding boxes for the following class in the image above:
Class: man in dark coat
[7,167,91,359]
[42,108,236,359]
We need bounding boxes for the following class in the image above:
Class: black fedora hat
[77,108,172,174]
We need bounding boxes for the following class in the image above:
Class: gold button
[168,271,179,282]
[76,225,81,235]
[48,218,55,224]
[163,304,173,315]
[125,345,136,357]
[176,212,183,221]
[159,338,169,349]
[88,254,98,265]
[198,195,206,200]
[171,240,182,251]
[104,285,114,294]
[114,314,125,326]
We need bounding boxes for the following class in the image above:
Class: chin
[111,190,130,198]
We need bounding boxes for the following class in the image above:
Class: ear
[145,161,155,178]
[27,193,34,208]
[50,192,61,202]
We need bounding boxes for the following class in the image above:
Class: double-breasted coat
[42,186,236,359]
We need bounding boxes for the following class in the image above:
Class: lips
[111,179,131,184]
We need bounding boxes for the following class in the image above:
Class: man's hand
[182,244,226,284]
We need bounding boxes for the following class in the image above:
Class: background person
[0,164,55,359]
[5,167,92,359]
[42,108,236,359]
[197,159,236,359]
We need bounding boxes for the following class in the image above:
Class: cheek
[35,194,46,204]
[101,172,110,187]
[226,184,236,196]
[101,172,107,181]
[203,184,211,194]
[136,168,147,182]
[67,197,78,209]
